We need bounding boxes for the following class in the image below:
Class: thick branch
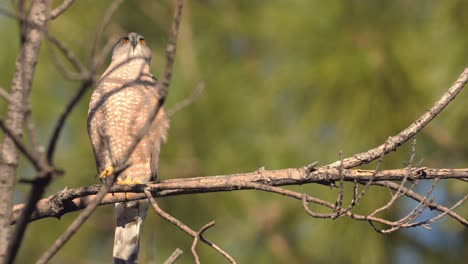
[11,166,468,225]
[0,0,51,262]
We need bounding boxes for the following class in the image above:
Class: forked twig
[144,189,236,264]
[191,221,215,264]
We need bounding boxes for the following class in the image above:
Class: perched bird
[87,32,169,263]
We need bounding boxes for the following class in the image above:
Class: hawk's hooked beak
[130,37,138,49]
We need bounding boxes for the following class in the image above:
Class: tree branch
[11,166,468,226]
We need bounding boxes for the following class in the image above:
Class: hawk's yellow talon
[117,176,142,201]
[117,176,142,185]
[99,166,114,179]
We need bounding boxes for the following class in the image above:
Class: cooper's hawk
[87,32,169,263]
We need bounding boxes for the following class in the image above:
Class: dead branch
[10,166,467,228]
[328,67,468,169]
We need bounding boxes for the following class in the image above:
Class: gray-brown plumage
[87,32,168,264]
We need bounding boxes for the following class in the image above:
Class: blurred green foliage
[0,0,467,263]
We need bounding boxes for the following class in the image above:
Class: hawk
[87,32,169,263]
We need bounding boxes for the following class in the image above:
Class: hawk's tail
[113,199,149,264]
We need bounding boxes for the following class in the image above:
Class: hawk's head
[112,32,151,63]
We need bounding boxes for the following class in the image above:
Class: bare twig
[371,180,467,229]
[340,154,385,216]
[0,87,11,102]
[159,0,183,96]
[407,193,467,228]
[369,138,418,218]
[24,104,42,158]
[92,37,117,74]
[46,31,86,73]
[48,0,75,20]
[46,78,94,164]
[0,119,42,171]
[328,67,468,169]
[333,150,345,218]
[302,194,335,218]
[88,0,125,69]
[144,189,236,263]
[167,81,205,117]
[381,179,440,233]
[164,248,183,264]
[46,39,86,80]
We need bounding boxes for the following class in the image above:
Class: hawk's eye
[122,38,129,44]
[139,39,145,45]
